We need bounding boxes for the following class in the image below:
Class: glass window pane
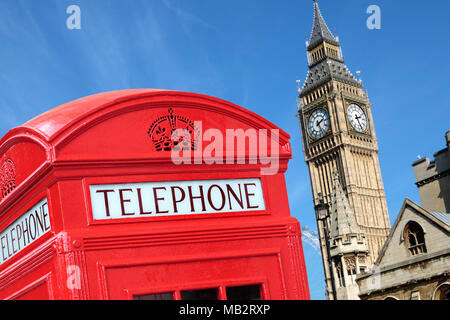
[226,285,261,300]
[180,288,218,300]
[134,292,173,300]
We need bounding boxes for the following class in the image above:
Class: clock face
[347,104,368,133]
[308,108,330,139]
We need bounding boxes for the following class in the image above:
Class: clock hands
[354,114,362,129]
[309,109,330,139]
[348,104,367,133]
[316,118,324,127]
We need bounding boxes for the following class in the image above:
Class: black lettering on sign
[90,179,265,220]
[0,198,51,265]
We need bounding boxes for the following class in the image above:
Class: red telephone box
[0,89,310,300]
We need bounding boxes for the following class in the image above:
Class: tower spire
[329,169,361,238]
[329,169,369,300]
[296,0,391,301]
[308,0,339,50]
[299,0,361,97]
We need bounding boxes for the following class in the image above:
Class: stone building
[328,170,369,300]
[412,131,450,213]
[357,132,450,300]
[296,0,391,299]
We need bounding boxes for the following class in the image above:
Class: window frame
[402,221,427,256]
[127,280,267,300]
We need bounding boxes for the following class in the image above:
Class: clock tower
[297,0,391,299]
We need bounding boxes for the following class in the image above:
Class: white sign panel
[0,197,51,265]
[90,178,265,220]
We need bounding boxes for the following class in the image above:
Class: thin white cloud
[161,0,219,33]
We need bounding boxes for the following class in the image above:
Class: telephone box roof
[2,89,289,144]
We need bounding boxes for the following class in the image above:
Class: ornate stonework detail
[0,157,16,199]
[344,256,356,271]
[147,108,200,152]
[358,255,366,265]
[335,259,342,273]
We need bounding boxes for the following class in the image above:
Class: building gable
[376,199,450,268]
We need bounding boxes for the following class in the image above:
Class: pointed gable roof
[375,198,450,266]
[330,169,362,239]
[307,0,339,50]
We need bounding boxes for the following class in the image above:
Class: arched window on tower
[433,283,450,300]
[403,221,427,256]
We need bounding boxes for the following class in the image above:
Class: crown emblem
[0,157,16,200]
[148,108,200,152]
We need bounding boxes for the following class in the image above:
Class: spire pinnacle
[307,0,339,50]
[299,1,362,97]
[329,169,361,239]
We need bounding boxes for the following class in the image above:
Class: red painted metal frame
[0,89,310,300]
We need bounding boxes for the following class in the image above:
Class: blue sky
[0,0,449,300]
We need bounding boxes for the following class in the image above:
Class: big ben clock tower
[298,0,391,300]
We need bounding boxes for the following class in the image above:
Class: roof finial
[356,70,362,83]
